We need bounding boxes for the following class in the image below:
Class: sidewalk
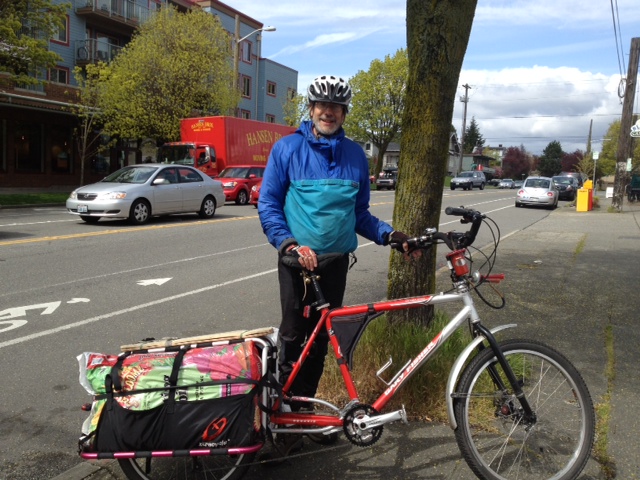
[57,195,640,480]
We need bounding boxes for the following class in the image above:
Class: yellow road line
[0,215,258,246]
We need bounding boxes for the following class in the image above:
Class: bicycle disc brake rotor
[343,404,383,447]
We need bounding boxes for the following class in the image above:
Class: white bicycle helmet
[307,75,352,107]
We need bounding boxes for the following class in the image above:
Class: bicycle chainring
[343,403,383,447]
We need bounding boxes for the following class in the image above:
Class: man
[259,75,409,420]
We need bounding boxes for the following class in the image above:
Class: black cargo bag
[80,342,264,453]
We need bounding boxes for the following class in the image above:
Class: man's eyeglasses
[314,102,344,113]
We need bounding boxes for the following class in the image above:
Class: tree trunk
[388,0,477,325]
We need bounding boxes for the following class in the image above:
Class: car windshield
[525,179,550,189]
[102,167,156,184]
[501,179,513,182]
[553,176,573,185]
[157,145,196,165]
[218,168,250,178]
[458,172,473,177]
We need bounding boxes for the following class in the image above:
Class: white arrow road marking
[0,301,62,320]
[0,320,28,334]
[137,278,172,286]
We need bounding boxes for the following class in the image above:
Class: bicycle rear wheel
[118,452,255,480]
[453,339,595,480]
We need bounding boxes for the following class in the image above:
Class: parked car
[216,165,265,205]
[498,179,515,189]
[376,169,398,190]
[488,178,501,187]
[66,164,225,225]
[513,180,524,189]
[560,171,586,188]
[249,179,262,208]
[515,176,559,209]
[552,175,579,201]
[450,171,486,190]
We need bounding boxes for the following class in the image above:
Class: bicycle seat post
[304,271,329,310]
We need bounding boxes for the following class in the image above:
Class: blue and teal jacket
[258,121,393,255]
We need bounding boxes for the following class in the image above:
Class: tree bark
[388,0,477,325]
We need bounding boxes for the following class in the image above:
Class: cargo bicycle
[78,206,595,480]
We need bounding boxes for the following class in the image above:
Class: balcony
[76,39,123,65]
[74,0,151,33]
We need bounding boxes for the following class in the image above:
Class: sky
[226,0,639,156]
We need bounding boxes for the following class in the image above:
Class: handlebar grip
[445,206,469,216]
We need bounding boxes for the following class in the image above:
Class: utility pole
[457,84,471,175]
[612,37,640,211]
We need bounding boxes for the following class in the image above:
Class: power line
[610,0,626,78]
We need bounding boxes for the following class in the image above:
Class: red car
[249,179,261,208]
[216,165,265,205]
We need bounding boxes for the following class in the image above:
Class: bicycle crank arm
[357,407,408,431]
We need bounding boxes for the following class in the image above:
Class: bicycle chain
[342,403,383,447]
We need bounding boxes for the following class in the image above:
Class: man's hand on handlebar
[286,244,318,271]
[389,230,422,259]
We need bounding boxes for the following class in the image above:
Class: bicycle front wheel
[118,452,255,480]
[453,339,595,480]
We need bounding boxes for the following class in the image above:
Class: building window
[241,75,251,98]
[241,41,252,63]
[267,81,276,97]
[266,114,275,123]
[241,110,251,119]
[49,67,68,84]
[287,88,296,100]
[52,15,69,45]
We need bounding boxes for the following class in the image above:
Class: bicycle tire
[453,339,595,480]
[117,452,256,480]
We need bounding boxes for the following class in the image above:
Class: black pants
[277,254,350,401]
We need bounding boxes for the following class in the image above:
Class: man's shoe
[258,433,304,466]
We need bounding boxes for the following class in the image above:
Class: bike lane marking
[0,269,277,350]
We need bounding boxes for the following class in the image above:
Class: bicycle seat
[281,252,345,271]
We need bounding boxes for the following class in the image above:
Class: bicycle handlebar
[389,206,486,252]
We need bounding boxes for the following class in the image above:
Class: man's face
[310,102,346,137]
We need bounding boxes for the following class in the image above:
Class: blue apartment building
[0,0,298,189]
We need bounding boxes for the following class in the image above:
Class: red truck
[157,116,295,178]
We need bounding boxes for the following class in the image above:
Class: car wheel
[451,186,456,190]
[515,202,521,208]
[199,196,216,218]
[479,183,485,190]
[235,189,249,205]
[128,199,151,225]
[80,215,100,224]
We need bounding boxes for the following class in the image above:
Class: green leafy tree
[538,140,563,177]
[463,117,484,153]
[68,63,110,185]
[282,93,308,127]
[0,0,69,86]
[98,6,238,141]
[388,0,478,325]
[599,120,640,176]
[343,49,407,178]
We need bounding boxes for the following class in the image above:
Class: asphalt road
[0,188,561,479]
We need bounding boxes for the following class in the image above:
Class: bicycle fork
[472,323,536,424]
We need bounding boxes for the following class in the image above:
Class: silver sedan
[66,164,225,224]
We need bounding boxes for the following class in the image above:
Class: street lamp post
[232,16,275,116]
